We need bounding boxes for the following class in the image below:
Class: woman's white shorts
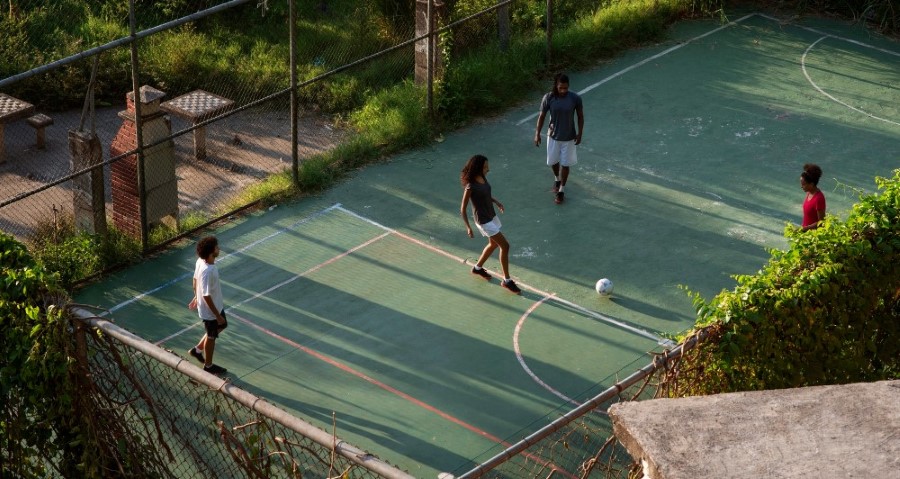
[476,216,502,237]
[546,138,578,167]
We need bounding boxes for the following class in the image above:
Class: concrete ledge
[609,380,900,478]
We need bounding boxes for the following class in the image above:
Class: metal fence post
[546,0,553,67]
[290,0,299,187]
[129,0,148,251]
[426,0,434,117]
[498,1,509,52]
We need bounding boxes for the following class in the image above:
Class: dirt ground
[0,101,345,241]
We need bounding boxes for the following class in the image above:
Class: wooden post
[498,1,510,52]
[546,0,553,67]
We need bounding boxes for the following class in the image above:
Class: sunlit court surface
[75,12,899,477]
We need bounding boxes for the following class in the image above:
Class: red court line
[229,310,576,479]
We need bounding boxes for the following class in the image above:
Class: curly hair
[460,154,488,187]
[801,163,823,186]
[196,236,218,259]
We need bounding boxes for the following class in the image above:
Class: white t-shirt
[194,258,223,321]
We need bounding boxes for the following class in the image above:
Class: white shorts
[546,138,578,167]
[476,216,502,237]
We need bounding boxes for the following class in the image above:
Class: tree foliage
[669,170,900,396]
[0,232,84,477]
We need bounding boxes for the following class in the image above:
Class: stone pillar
[415,0,446,85]
[69,130,107,236]
[110,86,178,238]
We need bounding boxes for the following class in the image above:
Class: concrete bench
[26,113,54,149]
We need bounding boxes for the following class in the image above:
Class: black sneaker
[189,347,205,364]
[471,266,492,280]
[555,192,565,204]
[203,364,227,375]
[501,279,522,294]
[552,181,561,193]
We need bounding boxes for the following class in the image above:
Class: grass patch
[27,215,141,289]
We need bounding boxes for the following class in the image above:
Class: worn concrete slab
[609,380,900,478]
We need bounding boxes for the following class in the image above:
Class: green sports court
[75,12,900,477]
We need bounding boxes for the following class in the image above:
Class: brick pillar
[69,130,107,236]
[415,0,446,85]
[110,86,178,238]
[110,102,141,238]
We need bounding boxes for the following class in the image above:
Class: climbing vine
[664,170,900,396]
[0,232,86,477]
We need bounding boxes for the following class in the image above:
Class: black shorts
[203,310,227,338]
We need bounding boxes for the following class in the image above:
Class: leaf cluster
[0,233,84,477]
[676,169,900,394]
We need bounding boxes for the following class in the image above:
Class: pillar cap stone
[127,85,166,105]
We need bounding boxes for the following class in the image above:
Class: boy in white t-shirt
[187,236,228,375]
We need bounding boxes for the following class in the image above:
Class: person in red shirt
[800,163,826,231]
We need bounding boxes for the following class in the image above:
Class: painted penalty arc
[801,36,900,127]
[514,295,581,406]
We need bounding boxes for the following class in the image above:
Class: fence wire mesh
[70,306,682,479]
[452,357,664,479]
[72,310,414,479]
[8,1,681,477]
[0,0,591,251]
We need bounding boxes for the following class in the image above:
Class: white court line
[756,13,900,58]
[516,13,759,126]
[155,231,391,345]
[514,294,580,406]
[802,36,900,127]
[336,205,670,345]
[106,203,343,315]
[135,203,667,346]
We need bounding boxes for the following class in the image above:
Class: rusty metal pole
[290,0,299,187]
[128,0,148,251]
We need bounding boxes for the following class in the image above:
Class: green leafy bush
[27,216,141,289]
[0,233,82,477]
[674,170,900,395]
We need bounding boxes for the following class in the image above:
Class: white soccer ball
[595,278,613,296]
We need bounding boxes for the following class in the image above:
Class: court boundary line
[118,201,665,348]
[106,203,343,315]
[228,309,577,479]
[801,35,900,127]
[757,12,900,58]
[336,205,671,346]
[518,12,900,128]
[516,12,758,126]
[153,231,391,345]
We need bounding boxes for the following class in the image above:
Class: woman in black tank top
[459,154,521,294]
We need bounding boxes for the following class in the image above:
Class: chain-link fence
[7,2,687,477]
[2,0,582,252]
[71,306,416,479]
[452,340,702,479]
[0,0,404,248]
[71,304,699,479]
